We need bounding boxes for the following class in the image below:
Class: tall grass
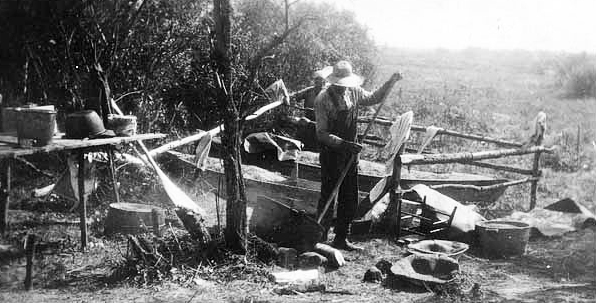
[366,48,596,173]
[363,47,596,210]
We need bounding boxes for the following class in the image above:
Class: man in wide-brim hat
[315,60,402,251]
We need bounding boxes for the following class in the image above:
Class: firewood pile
[115,231,274,285]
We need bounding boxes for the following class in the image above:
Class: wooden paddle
[137,142,207,215]
[110,100,207,215]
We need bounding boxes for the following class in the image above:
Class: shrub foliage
[553,53,596,98]
[0,0,377,134]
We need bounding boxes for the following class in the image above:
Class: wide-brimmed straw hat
[325,61,363,87]
[65,110,116,139]
[390,254,459,285]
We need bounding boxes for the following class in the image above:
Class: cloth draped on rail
[243,132,303,162]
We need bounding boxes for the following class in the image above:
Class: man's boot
[331,237,363,251]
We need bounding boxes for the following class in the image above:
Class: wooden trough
[161,151,368,216]
[239,150,509,203]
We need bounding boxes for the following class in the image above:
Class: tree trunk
[94,63,112,124]
[213,0,247,253]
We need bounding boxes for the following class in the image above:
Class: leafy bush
[0,0,216,132]
[565,64,596,98]
[0,0,377,135]
[553,53,596,98]
[234,0,377,88]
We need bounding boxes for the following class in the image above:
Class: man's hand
[390,72,402,83]
[340,140,363,154]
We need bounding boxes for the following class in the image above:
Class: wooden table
[0,133,166,250]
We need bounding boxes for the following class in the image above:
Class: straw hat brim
[89,129,116,139]
[390,254,458,284]
[326,74,363,88]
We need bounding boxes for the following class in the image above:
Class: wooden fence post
[529,151,542,210]
[24,233,36,290]
[0,159,11,234]
[576,125,581,170]
[389,145,404,238]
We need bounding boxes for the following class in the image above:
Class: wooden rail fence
[358,112,551,210]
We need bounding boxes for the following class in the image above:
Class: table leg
[0,159,11,234]
[78,150,87,250]
[107,148,120,203]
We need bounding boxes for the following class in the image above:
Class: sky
[312,0,596,52]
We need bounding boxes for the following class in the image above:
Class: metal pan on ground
[407,239,469,261]
[250,196,324,252]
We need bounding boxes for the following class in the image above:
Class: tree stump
[175,208,212,245]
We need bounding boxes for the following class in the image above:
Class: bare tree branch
[247,16,309,86]
[288,0,304,7]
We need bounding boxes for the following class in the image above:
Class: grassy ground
[368,47,596,211]
[1,47,596,302]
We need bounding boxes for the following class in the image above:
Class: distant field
[370,47,594,144]
[364,47,596,211]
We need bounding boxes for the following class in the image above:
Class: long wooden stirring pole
[316,86,400,224]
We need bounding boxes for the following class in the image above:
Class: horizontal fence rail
[400,146,553,165]
[358,116,523,148]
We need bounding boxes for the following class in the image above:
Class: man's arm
[358,73,402,106]
[315,92,343,148]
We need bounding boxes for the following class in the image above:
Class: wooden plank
[148,99,285,156]
[0,133,166,158]
[401,146,554,165]
[149,129,220,156]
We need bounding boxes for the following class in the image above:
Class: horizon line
[376,44,596,56]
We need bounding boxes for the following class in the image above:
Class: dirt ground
[1,226,595,303]
[1,159,595,303]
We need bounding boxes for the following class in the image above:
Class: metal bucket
[476,220,531,258]
[16,108,57,147]
[104,203,166,235]
[107,114,137,136]
[2,107,20,132]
